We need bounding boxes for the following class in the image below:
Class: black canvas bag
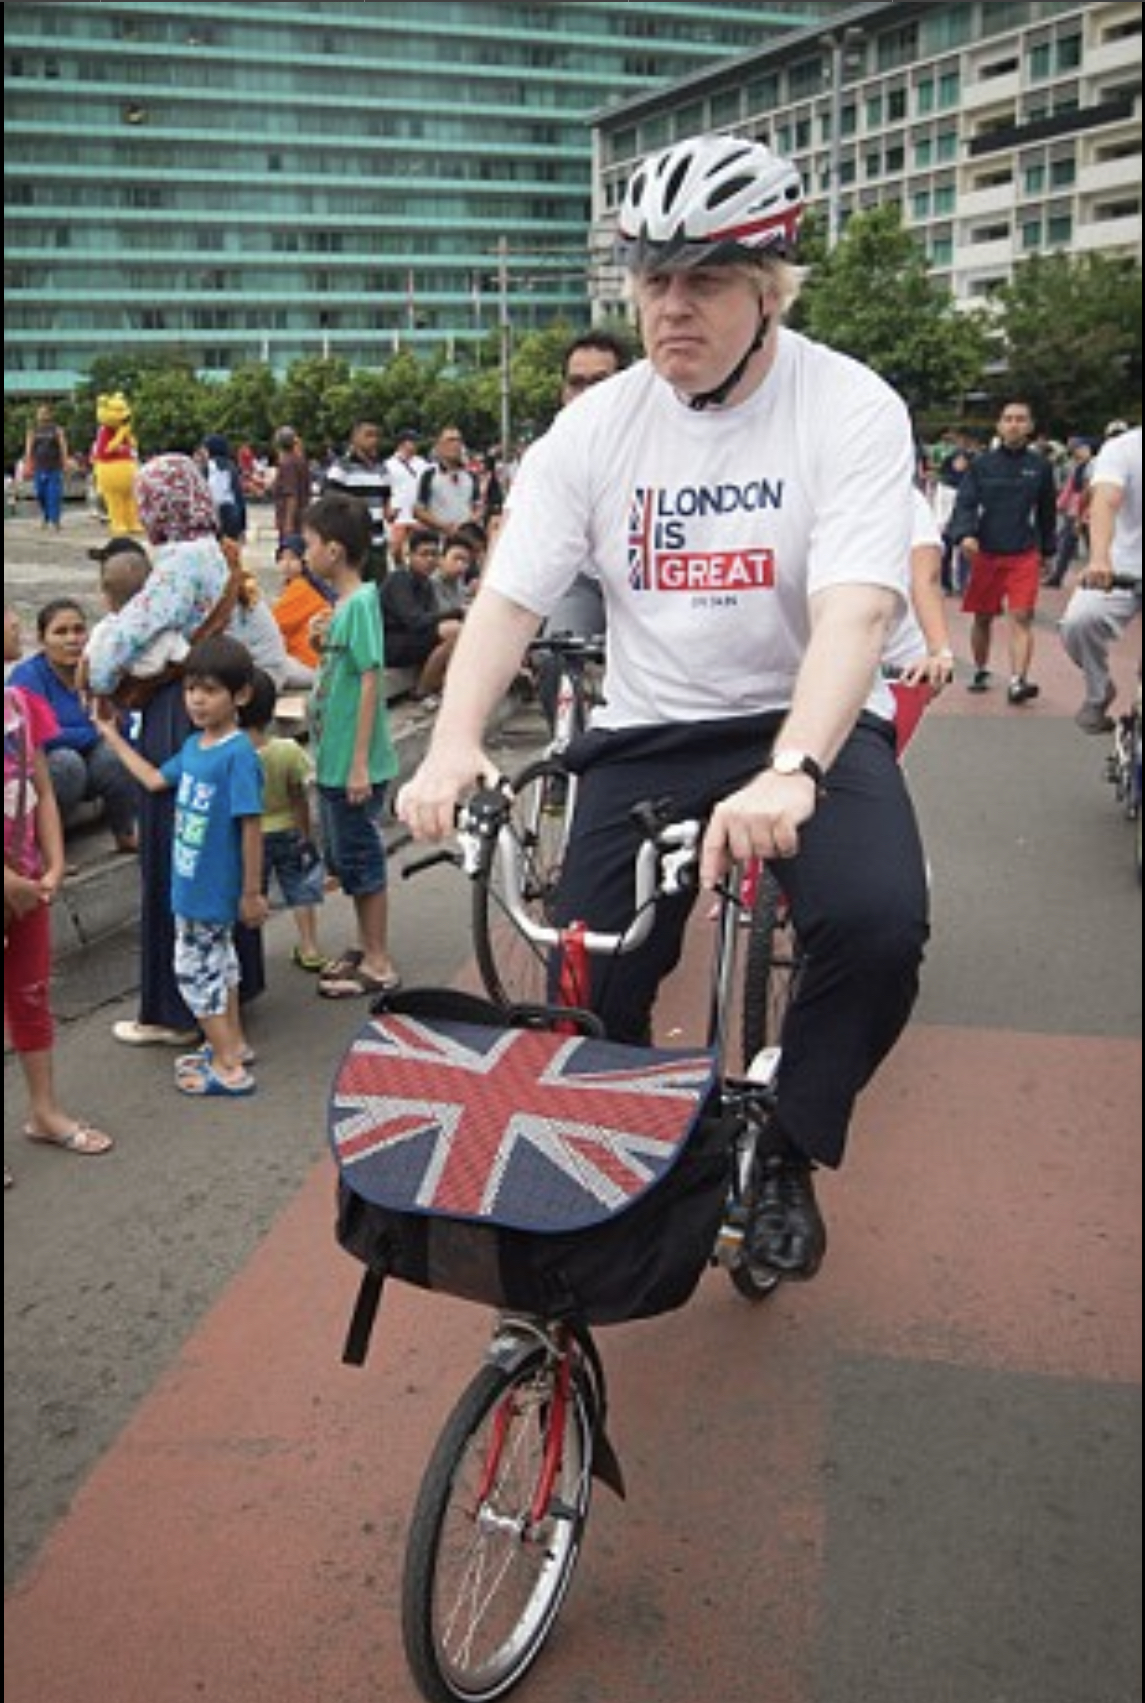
[331,990,734,1361]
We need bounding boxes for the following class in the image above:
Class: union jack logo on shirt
[330,1013,717,1232]
[628,486,657,590]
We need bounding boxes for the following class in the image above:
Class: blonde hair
[630,254,804,318]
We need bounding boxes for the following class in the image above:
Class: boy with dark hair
[301,493,402,998]
[96,634,268,1096]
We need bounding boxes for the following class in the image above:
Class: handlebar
[401,780,702,957]
[526,633,606,666]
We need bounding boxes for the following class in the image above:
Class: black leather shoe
[746,1151,827,1280]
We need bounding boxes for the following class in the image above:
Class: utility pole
[498,235,511,454]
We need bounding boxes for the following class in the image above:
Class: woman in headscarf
[87,454,265,1044]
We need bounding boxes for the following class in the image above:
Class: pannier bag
[331,990,734,1360]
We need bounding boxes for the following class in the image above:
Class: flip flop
[291,947,330,972]
[175,1063,257,1098]
[316,965,402,999]
[24,1121,114,1156]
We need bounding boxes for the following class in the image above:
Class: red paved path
[6,589,1141,1703]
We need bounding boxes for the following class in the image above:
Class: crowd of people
[5,133,1140,1253]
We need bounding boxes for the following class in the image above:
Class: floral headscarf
[136,454,217,545]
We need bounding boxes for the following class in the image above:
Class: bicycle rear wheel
[472,758,571,1009]
[402,1346,594,1703]
[740,866,804,1073]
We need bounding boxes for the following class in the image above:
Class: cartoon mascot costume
[91,392,142,534]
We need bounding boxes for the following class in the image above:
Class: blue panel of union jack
[330,1014,718,1233]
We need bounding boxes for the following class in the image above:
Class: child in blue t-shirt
[97,634,268,1097]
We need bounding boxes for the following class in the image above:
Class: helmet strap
[684,302,770,411]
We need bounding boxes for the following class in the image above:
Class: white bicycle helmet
[616,134,804,271]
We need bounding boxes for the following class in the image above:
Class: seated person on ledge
[379,527,463,700]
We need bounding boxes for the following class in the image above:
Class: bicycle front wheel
[402,1348,594,1703]
[740,867,804,1072]
[472,758,571,1009]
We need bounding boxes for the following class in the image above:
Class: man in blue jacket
[948,400,1057,703]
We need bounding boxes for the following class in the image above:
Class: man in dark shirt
[380,528,463,702]
[321,420,393,582]
[948,399,1057,703]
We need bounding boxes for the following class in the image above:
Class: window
[1028,42,1052,80]
[915,136,933,167]
[865,93,882,127]
[887,88,907,122]
[934,185,956,215]
[1024,162,1046,193]
[917,79,935,115]
[936,131,958,163]
[1050,158,1076,189]
[1021,219,1042,250]
[1057,35,1081,72]
[938,71,960,108]
[930,236,953,267]
[1047,212,1072,245]
[913,189,931,218]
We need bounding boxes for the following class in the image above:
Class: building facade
[591,0,1141,312]
[4,0,837,395]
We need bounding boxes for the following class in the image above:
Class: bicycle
[473,632,604,1008]
[1094,574,1143,883]
[332,786,784,1703]
[1106,666,1142,882]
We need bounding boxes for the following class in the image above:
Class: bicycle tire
[402,1347,594,1703]
[740,867,804,1073]
[472,758,572,1010]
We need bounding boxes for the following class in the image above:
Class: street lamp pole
[497,234,511,454]
[825,32,844,250]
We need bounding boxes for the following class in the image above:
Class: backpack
[330,989,734,1364]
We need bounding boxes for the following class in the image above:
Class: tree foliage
[989,252,1141,437]
[801,204,990,423]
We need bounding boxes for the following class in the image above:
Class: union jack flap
[329,1012,719,1234]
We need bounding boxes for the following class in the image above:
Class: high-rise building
[591,0,1141,313]
[4,1,835,395]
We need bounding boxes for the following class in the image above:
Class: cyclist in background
[528,331,630,731]
[1059,424,1141,733]
[398,133,928,1284]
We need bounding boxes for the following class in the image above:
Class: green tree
[990,252,1141,437]
[207,362,278,454]
[276,355,354,458]
[802,204,989,423]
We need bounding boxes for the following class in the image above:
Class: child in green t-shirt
[241,668,328,972]
[302,493,402,998]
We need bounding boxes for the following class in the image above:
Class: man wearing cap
[384,428,430,566]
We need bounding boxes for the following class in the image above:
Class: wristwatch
[768,749,826,793]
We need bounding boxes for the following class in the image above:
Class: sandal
[291,946,330,972]
[175,1043,256,1076]
[24,1121,114,1156]
[175,1062,257,1098]
[317,948,401,997]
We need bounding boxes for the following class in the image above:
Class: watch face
[773,751,803,774]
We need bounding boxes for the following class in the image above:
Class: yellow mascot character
[91,393,142,534]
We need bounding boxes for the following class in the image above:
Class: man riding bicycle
[398,133,929,1283]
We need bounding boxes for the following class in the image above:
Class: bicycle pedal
[745,1045,782,1086]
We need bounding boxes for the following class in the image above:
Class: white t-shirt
[385,452,430,526]
[486,329,913,728]
[882,488,942,671]
[1090,426,1142,577]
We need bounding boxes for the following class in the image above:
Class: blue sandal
[175,1061,257,1098]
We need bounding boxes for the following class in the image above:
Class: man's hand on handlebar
[700,771,818,889]
[396,743,499,841]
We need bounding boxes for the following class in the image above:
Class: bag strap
[342,1268,386,1367]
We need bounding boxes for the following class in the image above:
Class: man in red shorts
[948,399,1057,704]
